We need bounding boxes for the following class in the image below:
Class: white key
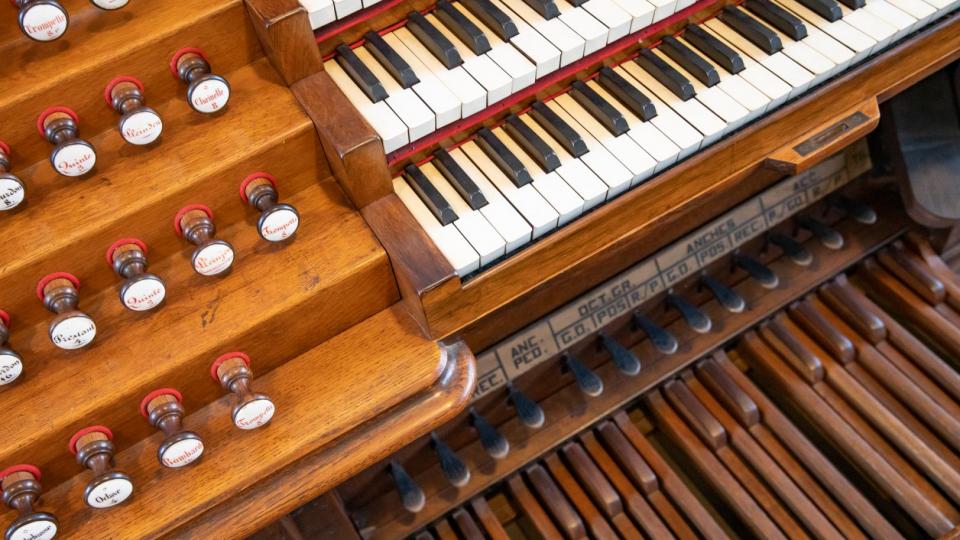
[552,93,657,184]
[838,4,898,49]
[491,126,584,224]
[738,9,838,80]
[883,0,936,26]
[773,0,876,61]
[610,0,655,31]
[332,0,361,18]
[324,60,408,153]
[498,0,587,66]
[515,114,611,204]
[612,65,704,157]
[586,79,682,170]
[461,141,559,237]
[353,46,436,142]
[863,0,915,38]
[393,27,488,117]
[675,35,771,118]
[453,3,537,91]
[420,162,506,265]
[556,0,609,53]
[383,33,462,127]
[650,48,749,131]
[489,0,562,76]
[620,59,727,145]
[362,0,380,6]
[394,177,479,275]
[300,0,335,28]
[426,13,513,104]
[580,0,633,42]
[447,148,532,252]
[647,0,678,21]
[744,5,855,72]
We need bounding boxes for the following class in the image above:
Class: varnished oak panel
[245,0,323,84]
[2,307,471,539]
[0,0,262,168]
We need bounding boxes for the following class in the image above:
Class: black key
[470,408,509,458]
[476,127,532,187]
[684,24,745,74]
[837,0,865,10]
[460,0,519,40]
[597,66,657,121]
[797,216,844,249]
[635,49,696,101]
[508,383,545,428]
[599,333,641,375]
[701,274,746,313]
[408,11,463,69]
[521,0,560,19]
[436,0,491,55]
[567,0,588,5]
[564,353,604,397]
[734,253,779,288]
[389,461,426,513]
[660,36,720,87]
[431,433,471,486]
[433,149,488,210]
[632,313,678,355]
[570,80,629,136]
[363,31,420,88]
[768,232,813,266]
[504,115,561,172]
[720,6,782,55]
[404,164,459,225]
[795,0,842,22]
[667,293,712,334]
[335,44,388,102]
[529,101,588,157]
[744,0,807,40]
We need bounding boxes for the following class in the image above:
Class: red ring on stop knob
[105,237,148,267]
[103,76,145,107]
[0,310,9,328]
[238,172,277,203]
[173,204,214,237]
[36,106,79,138]
[210,351,251,381]
[169,47,210,77]
[36,272,81,301]
[140,388,184,418]
[68,425,114,455]
[0,464,41,481]
[0,140,10,156]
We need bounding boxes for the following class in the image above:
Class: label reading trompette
[234,398,276,430]
[53,143,96,176]
[161,438,204,468]
[190,80,230,113]
[86,477,133,508]
[260,209,299,242]
[121,110,163,145]
[51,316,96,349]
[193,243,234,276]
[21,4,67,41]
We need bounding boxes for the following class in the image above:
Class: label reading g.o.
[234,398,276,430]
[190,80,230,113]
[122,278,166,311]
[193,243,234,276]
[0,354,23,385]
[52,142,96,177]
[86,477,133,508]
[120,110,163,145]
[51,315,96,349]
[21,4,67,41]
[260,208,299,242]
[161,438,204,468]
[9,518,57,540]
[0,178,24,210]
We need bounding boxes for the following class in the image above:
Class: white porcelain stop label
[120,110,163,145]
[260,208,299,242]
[91,0,129,9]
[52,142,96,177]
[234,398,276,430]
[121,277,166,311]
[20,4,68,42]
[190,79,230,113]
[50,315,96,349]
[161,438,204,468]
[86,477,134,508]
[0,177,24,211]
[8,519,57,540]
[0,354,22,385]
[193,243,234,276]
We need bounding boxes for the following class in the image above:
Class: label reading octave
[9,519,57,540]
[91,0,129,9]
[260,209,299,242]
[161,438,204,468]
[193,243,234,276]
[86,477,133,508]
[190,80,230,113]
[52,142,96,177]
[234,398,276,430]
[50,315,96,349]
[20,4,67,41]
[0,178,24,210]
[120,110,163,145]
[0,354,23,385]
[121,278,166,311]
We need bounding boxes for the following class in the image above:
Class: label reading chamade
[52,142,96,177]
[260,209,299,242]
[21,4,67,41]
[120,110,163,145]
[0,178,24,210]
[122,278,166,311]
[190,80,230,113]
[0,354,23,385]
[91,0,129,9]
[9,519,57,540]
[234,398,276,430]
[161,438,204,468]
[86,477,133,508]
[51,315,96,350]
[193,243,234,276]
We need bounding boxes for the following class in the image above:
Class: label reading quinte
[122,278,166,311]
[120,110,163,145]
[21,4,67,41]
[260,209,299,242]
[234,398,276,430]
[51,315,96,350]
[9,519,57,540]
[86,477,133,508]
[193,243,234,276]
[0,354,23,385]
[190,80,230,113]
[52,143,96,177]
[92,0,129,9]
[0,178,24,210]
[161,438,204,468]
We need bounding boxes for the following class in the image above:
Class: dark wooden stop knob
[170,48,230,114]
[13,0,68,42]
[0,310,23,386]
[140,388,204,468]
[104,76,162,146]
[211,352,276,430]
[36,107,95,177]
[0,141,25,211]
[68,426,133,509]
[36,272,96,350]
[106,238,166,311]
[174,204,235,276]
[0,465,58,540]
[240,173,300,242]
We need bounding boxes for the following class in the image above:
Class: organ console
[2,0,960,537]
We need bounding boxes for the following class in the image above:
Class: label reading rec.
[0,354,23,385]
[51,315,96,350]
[0,177,24,210]
[472,141,871,400]
[161,438,204,468]
[193,243,234,276]
[86,477,133,508]
[190,79,230,113]
[260,208,299,242]
[121,278,166,311]
[52,142,96,177]
[21,4,67,41]
[91,0,129,9]
[120,110,163,145]
[234,398,276,430]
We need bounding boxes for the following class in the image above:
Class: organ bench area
[0,0,959,537]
